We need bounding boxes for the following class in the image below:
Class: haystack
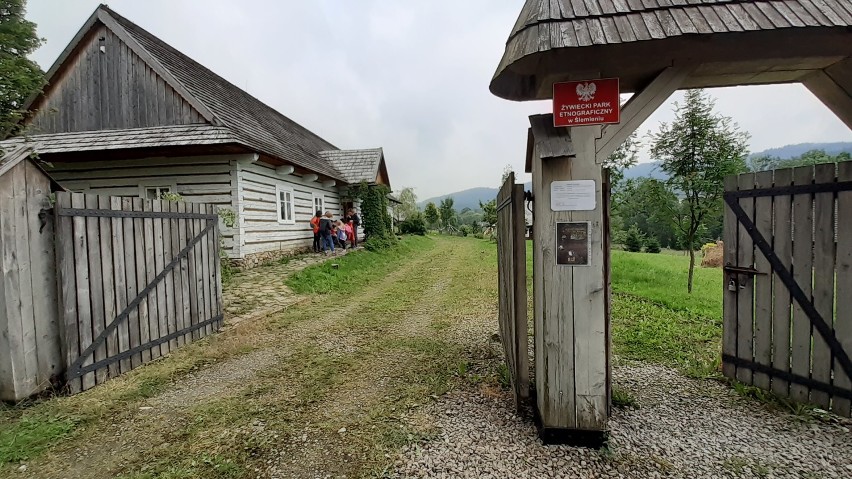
[701,241,724,268]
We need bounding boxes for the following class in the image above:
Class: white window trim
[312,193,325,216]
[139,183,177,199]
[276,185,296,225]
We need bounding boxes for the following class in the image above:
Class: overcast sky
[25,1,852,199]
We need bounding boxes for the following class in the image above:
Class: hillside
[750,141,852,159]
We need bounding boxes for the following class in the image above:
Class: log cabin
[0,4,392,268]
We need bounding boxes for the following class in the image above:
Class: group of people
[310,208,360,255]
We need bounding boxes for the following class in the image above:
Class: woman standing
[319,211,335,255]
[310,210,322,253]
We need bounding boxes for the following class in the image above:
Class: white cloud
[25,1,852,199]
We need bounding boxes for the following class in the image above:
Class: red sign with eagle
[553,78,620,127]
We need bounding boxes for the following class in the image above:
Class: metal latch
[723,265,765,276]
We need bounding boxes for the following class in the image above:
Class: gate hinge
[723,264,766,276]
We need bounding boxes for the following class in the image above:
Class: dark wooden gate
[54,192,223,393]
[723,163,852,417]
[496,172,529,410]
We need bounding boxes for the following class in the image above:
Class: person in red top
[310,210,322,253]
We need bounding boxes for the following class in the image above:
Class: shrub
[364,236,397,251]
[458,225,472,237]
[645,237,661,254]
[399,213,427,235]
[624,226,645,253]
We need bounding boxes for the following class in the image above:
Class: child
[319,211,335,255]
[335,220,348,250]
[344,220,355,248]
[310,210,322,253]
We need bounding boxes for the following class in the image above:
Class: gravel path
[390,364,852,479]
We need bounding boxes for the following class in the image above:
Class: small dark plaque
[556,222,591,266]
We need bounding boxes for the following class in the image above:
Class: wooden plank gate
[723,163,852,417]
[496,172,529,410]
[54,192,223,393]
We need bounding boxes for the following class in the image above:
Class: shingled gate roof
[319,148,388,187]
[491,0,852,100]
[23,5,351,181]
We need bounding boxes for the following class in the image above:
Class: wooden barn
[0,146,63,402]
[0,4,393,268]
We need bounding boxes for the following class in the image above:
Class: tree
[624,225,645,253]
[614,177,679,248]
[480,199,497,226]
[645,237,661,254]
[396,187,418,220]
[0,0,45,138]
[501,164,514,185]
[604,131,639,190]
[424,202,439,228]
[650,89,749,292]
[438,197,456,229]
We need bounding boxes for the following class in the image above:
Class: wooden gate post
[529,116,608,442]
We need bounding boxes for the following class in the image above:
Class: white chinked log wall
[47,153,351,268]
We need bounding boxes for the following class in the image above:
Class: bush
[458,225,472,237]
[645,237,661,254]
[624,226,645,253]
[363,236,397,251]
[399,213,427,235]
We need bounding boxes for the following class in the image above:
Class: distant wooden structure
[0,147,63,402]
[492,0,852,441]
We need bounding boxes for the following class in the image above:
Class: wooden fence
[496,172,529,410]
[54,192,223,393]
[723,163,851,417]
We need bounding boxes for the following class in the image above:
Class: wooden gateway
[491,0,852,440]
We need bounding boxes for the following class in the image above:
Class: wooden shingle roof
[491,0,852,100]
[99,6,345,180]
[319,148,386,185]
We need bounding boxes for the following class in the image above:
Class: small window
[277,186,295,224]
[143,186,171,199]
[313,194,325,215]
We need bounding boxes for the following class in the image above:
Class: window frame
[312,193,325,216]
[139,183,176,200]
[276,185,296,225]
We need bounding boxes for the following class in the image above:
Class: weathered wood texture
[28,24,204,135]
[496,172,529,411]
[530,118,608,432]
[53,192,222,394]
[0,158,62,402]
[723,165,851,417]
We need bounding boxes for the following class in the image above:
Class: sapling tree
[650,89,748,292]
[0,0,45,139]
[423,202,439,228]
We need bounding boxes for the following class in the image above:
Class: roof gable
[320,148,388,187]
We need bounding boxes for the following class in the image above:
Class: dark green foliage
[348,183,396,249]
[645,237,661,254]
[479,199,497,227]
[399,213,426,235]
[749,149,851,172]
[458,225,472,237]
[0,0,45,138]
[438,197,456,229]
[624,226,644,252]
[423,202,439,228]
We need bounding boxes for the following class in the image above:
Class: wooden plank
[752,171,774,391]
[790,166,815,404]
[132,198,151,364]
[97,195,119,381]
[570,126,607,431]
[200,204,213,337]
[833,162,852,416]
[122,198,141,368]
[25,163,62,389]
[722,175,738,380]
[178,202,193,344]
[142,199,160,359]
[803,70,852,131]
[161,200,178,351]
[184,202,200,341]
[110,196,130,374]
[85,194,107,385]
[55,192,81,393]
[71,193,95,391]
[512,184,529,402]
[170,201,186,347]
[10,163,38,395]
[152,200,169,356]
[771,168,793,398]
[532,146,546,423]
[736,173,755,385]
[211,206,224,328]
[810,163,836,409]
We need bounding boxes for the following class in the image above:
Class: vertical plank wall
[723,164,852,417]
[0,161,63,402]
[54,192,223,394]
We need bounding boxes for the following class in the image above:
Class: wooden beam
[804,59,852,130]
[596,66,693,162]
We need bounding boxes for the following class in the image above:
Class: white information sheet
[550,180,596,211]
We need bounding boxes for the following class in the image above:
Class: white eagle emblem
[576,82,597,102]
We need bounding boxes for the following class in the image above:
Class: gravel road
[390,363,852,479]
